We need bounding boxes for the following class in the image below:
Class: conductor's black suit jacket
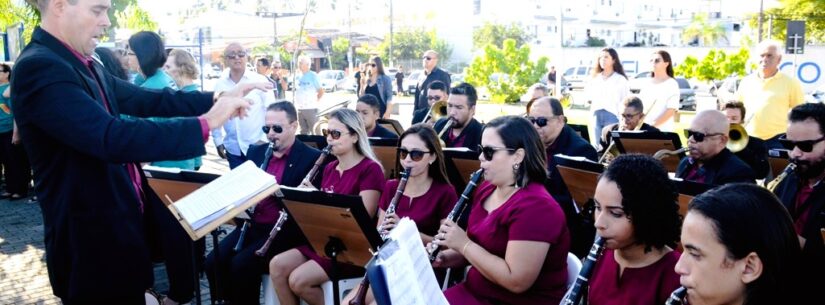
[11,27,215,303]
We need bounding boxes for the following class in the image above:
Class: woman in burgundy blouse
[431,115,571,305]
[268,108,385,305]
[588,154,682,305]
[343,123,458,305]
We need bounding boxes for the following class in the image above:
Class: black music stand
[377,118,404,136]
[554,154,604,211]
[280,188,383,305]
[672,178,713,218]
[768,149,790,180]
[443,148,480,195]
[144,168,221,305]
[370,138,401,179]
[568,124,591,144]
[612,131,683,172]
[297,134,329,150]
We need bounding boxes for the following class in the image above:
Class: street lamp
[256,11,303,48]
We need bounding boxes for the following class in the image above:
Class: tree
[586,36,606,47]
[330,37,349,70]
[682,15,728,46]
[115,4,158,33]
[377,28,452,63]
[465,39,548,104]
[675,47,752,84]
[747,0,825,43]
[472,22,531,49]
[0,0,39,44]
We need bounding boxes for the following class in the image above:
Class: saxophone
[559,235,606,305]
[766,163,796,192]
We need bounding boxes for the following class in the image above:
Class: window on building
[473,0,481,15]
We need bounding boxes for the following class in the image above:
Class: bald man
[676,110,755,185]
[414,50,451,111]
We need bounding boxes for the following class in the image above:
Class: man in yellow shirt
[736,40,804,144]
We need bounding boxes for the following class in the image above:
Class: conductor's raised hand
[220,82,273,98]
[203,97,253,130]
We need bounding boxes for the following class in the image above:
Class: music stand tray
[297,134,328,150]
[554,154,604,210]
[443,148,481,192]
[568,124,590,144]
[768,149,790,179]
[377,118,404,136]
[370,138,401,179]
[612,131,683,172]
[672,179,713,218]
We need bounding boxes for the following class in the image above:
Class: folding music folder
[554,154,604,210]
[297,134,328,150]
[768,149,791,180]
[612,131,683,172]
[370,138,401,179]
[377,118,404,136]
[280,187,383,267]
[443,148,481,192]
[568,124,590,145]
[144,161,282,240]
[672,178,713,218]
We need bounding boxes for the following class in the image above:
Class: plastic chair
[263,275,363,305]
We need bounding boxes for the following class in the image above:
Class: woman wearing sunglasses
[342,123,458,305]
[431,115,571,305]
[638,50,680,132]
[359,56,394,118]
[269,108,385,305]
[588,154,682,305]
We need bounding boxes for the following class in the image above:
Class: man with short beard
[433,82,483,152]
[771,103,825,297]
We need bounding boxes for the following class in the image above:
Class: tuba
[727,123,749,153]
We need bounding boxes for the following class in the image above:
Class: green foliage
[586,36,606,47]
[330,37,349,70]
[465,39,548,104]
[115,4,158,32]
[378,28,452,63]
[0,0,39,44]
[472,22,531,49]
[747,0,825,43]
[682,14,728,46]
[675,47,753,83]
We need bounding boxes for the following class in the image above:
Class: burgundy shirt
[683,161,707,184]
[588,249,681,305]
[793,183,815,235]
[378,179,456,238]
[444,181,571,305]
[252,145,292,224]
[448,128,466,148]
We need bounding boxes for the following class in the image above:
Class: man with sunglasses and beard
[411,80,448,125]
[205,101,320,304]
[433,82,483,151]
[676,110,755,185]
[527,96,597,257]
[771,103,825,297]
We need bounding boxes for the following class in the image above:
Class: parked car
[318,70,346,92]
[628,72,696,111]
[202,65,221,79]
[403,70,424,95]
[563,65,593,90]
[450,73,465,87]
[715,76,742,109]
[342,76,358,93]
[628,71,652,93]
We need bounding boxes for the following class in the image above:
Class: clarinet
[350,167,412,305]
[559,235,606,305]
[664,287,687,305]
[254,209,289,256]
[234,142,275,252]
[427,169,485,262]
[302,145,332,186]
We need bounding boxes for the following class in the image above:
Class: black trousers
[205,218,307,305]
[0,131,31,195]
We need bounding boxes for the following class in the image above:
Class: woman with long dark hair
[585,48,629,146]
[639,50,680,131]
[359,56,394,118]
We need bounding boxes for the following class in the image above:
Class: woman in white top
[639,50,680,132]
[585,48,629,147]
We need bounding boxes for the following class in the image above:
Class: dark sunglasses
[621,112,641,120]
[322,129,349,140]
[779,135,825,153]
[685,130,723,142]
[368,63,377,67]
[478,145,515,161]
[527,116,551,128]
[398,148,430,161]
[262,124,283,134]
[224,52,247,59]
[650,58,662,63]
[423,56,432,61]
[427,95,443,101]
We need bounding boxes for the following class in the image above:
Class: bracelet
[461,241,472,256]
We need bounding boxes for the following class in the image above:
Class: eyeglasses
[478,145,515,161]
[427,95,443,101]
[621,112,641,120]
[224,52,247,59]
[650,58,662,63]
[262,124,284,134]
[126,51,136,56]
[398,148,430,161]
[527,116,552,128]
[685,130,723,142]
[322,129,350,140]
[368,63,377,67]
[779,135,825,153]
[423,56,432,61]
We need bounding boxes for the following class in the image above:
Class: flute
[559,235,606,305]
[234,142,275,252]
[254,209,288,256]
[427,169,485,262]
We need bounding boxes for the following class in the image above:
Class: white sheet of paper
[379,218,449,305]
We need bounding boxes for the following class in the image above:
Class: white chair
[565,252,583,290]
[263,275,363,305]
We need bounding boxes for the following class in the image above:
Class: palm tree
[682,15,728,46]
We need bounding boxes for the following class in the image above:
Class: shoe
[0,192,11,199]
[27,196,38,203]
[8,194,24,201]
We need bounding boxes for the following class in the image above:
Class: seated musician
[589,154,681,305]
[676,110,755,185]
[357,93,398,139]
[204,101,319,304]
[527,96,598,257]
[431,116,571,305]
[771,103,825,296]
[268,108,386,305]
[411,80,448,125]
[676,183,804,305]
[433,82,484,151]
[342,124,458,305]
[722,101,770,179]
[599,95,661,154]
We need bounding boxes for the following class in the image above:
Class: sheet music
[555,153,600,164]
[443,147,472,152]
[172,161,276,230]
[142,164,182,175]
[378,218,449,305]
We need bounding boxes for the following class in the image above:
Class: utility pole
[758,0,764,42]
[389,0,394,67]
